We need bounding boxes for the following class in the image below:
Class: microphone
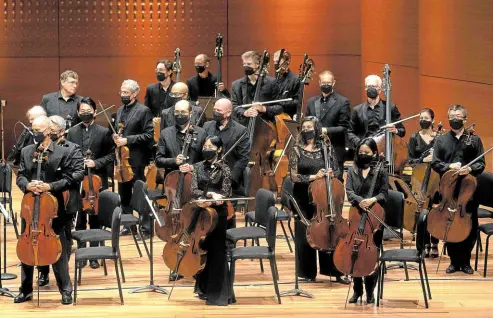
[16,121,34,136]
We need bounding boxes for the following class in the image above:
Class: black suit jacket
[57,139,85,214]
[186,72,231,102]
[144,81,176,117]
[160,104,205,132]
[231,75,283,126]
[306,92,350,162]
[275,70,301,118]
[155,125,206,175]
[347,100,406,148]
[115,102,154,168]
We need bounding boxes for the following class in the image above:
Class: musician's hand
[175,154,186,165]
[197,201,212,208]
[152,117,160,124]
[314,169,326,180]
[36,183,51,193]
[423,154,433,163]
[244,108,259,118]
[179,164,193,173]
[209,192,224,205]
[218,82,226,92]
[322,127,328,135]
[459,166,472,175]
[84,159,96,168]
[26,182,39,194]
[449,162,462,170]
[252,103,266,113]
[386,125,398,134]
[359,197,377,209]
[114,137,127,147]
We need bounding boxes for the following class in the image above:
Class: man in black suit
[231,50,283,127]
[41,70,83,127]
[306,70,350,178]
[160,82,204,131]
[66,97,115,269]
[144,60,176,117]
[14,116,84,305]
[186,53,230,102]
[273,49,301,119]
[114,79,154,237]
[348,74,405,149]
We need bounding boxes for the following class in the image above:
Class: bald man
[186,53,230,102]
[144,59,176,117]
[159,82,204,131]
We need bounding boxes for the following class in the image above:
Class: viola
[81,150,102,215]
[114,123,133,183]
[17,145,62,266]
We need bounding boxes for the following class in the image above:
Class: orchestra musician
[186,54,230,102]
[347,74,405,148]
[431,104,485,274]
[66,97,115,268]
[144,60,176,117]
[114,80,154,238]
[14,116,84,305]
[272,49,301,119]
[41,70,83,127]
[306,70,350,178]
[408,108,439,258]
[231,50,283,126]
[346,138,388,304]
[192,136,234,306]
[288,116,349,284]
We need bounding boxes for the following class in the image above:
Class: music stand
[0,203,15,298]
[129,191,169,295]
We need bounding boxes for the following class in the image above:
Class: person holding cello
[408,108,439,258]
[431,104,485,274]
[14,116,84,305]
[191,135,234,306]
[345,138,388,304]
[288,116,349,284]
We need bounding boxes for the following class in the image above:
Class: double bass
[81,150,102,215]
[296,54,315,121]
[214,33,224,98]
[306,134,348,251]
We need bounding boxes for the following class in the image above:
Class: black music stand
[129,192,169,295]
[0,202,15,298]
[0,163,17,283]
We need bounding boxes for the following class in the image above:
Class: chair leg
[230,260,236,303]
[279,221,293,253]
[479,233,483,252]
[418,262,429,308]
[269,257,281,304]
[422,258,432,300]
[484,235,491,278]
[475,230,481,271]
[403,261,409,281]
[256,239,264,273]
[377,261,382,307]
[103,260,108,276]
[114,259,124,305]
[138,226,150,259]
[118,249,126,283]
[287,219,295,242]
[78,263,82,286]
[380,259,386,299]
[130,227,143,257]
[74,261,78,305]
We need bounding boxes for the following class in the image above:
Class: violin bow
[379,113,420,129]
[453,145,493,176]
[65,104,116,133]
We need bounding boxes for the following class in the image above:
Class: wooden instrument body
[373,133,408,175]
[81,174,102,214]
[114,124,134,183]
[272,113,291,194]
[162,203,218,277]
[411,163,440,210]
[153,117,161,143]
[427,170,476,242]
[388,175,420,233]
[307,177,348,251]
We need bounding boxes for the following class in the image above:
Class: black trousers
[118,166,149,231]
[447,201,479,267]
[353,229,383,295]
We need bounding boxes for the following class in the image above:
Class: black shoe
[169,272,184,281]
[14,292,33,303]
[299,276,316,282]
[430,244,439,258]
[348,292,363,304]
[38,273,49,287]
[335,276,350,285]
[366,294,375,304]
[445,264,457,274]
[120,227,131,236]
[198,293,207,300]
[61,292,73,305]
[89,260,100,269]
[462,265,474,275]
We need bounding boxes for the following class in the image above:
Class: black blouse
[346,164,388,206]
[408,132,435,165]
[191,161,232,199]
[289,143,341,184]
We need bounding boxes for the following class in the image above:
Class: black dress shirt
[144,81,176,117]
[408,132,435,165]
[346,164,389,206]
[275,70,301,118]
[41,91,83,126]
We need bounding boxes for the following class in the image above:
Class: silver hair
[364,74,383,87]
[49,115,66,130]
[26,105,47,118]
[122,79,140,93]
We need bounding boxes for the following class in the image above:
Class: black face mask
[175,114,189,126]
[213,112,224,123]
[195,66,206,74]
[79,113,94,123]
[449,118,464,130]
[301,130,315,143]
[202,149,217,161]
[121,96,131,106]
[156,72,166,82]
[244,66,255,76]
[320,85,333,94]
[356,154,374,168]
[33,131,45,144]
[366,87,379,99]
[419,120,432,129]
[50,133,59,142]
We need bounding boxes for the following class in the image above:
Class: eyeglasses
[448,116,464,120]
[174,111,190,116]
[169,92,184,98]
[155,68,167,73]
[119,91,132,96]
[65,80,78,86]
[203,146,217,150]
[366,85,381,89]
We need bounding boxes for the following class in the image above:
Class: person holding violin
[191,135,234,306]
[66,97,115,268]
[345,138,388,304]
[408,108,439,257]
[114,80,154,238]
[273,49,301,119]
[347,74,405,148]
[186,54,230,102]
[144,59,176,117]
[431,104,485,274]
[288,116,349,284]
[14,116,84,305]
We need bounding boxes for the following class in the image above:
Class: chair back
[265,206,278,252]
[477,172,493,207]
[130,180,150,217]
[254,188,276,227]
[383,190,404,230]
[280,176,294,210]
[415,210,429,254]
[97,191,121,228]
[0,164,12,193]
[242,166,251,197]
[111,207,123,251]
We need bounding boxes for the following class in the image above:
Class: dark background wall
[0,0,492,169]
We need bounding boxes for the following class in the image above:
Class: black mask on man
[121,96,131,106]
[213,112,224,123]
[175,114,189,126]
[195,66,206,74]
[366,87,379,99]
[320,85,333,95]
[33,131,45,144]
[449,118,464,130]
[50,133,60,142]
[156,72,166,82]
[243,66,255,76]
[79,113,94,124]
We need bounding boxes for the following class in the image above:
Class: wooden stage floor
[2,186,493,317]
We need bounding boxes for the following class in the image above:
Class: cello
[306,134,349,251]
[81,149,102,215]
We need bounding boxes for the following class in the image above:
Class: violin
[114,123,133,182]
[333,157,386,278]
[306,134,348,251]
[17,145,62,266]
[247,50,278,211]
[81,150,102,215]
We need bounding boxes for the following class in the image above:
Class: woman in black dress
[288,116,349,284]
[408,108,439,258]
[191,136,234,306]
[346,138,388,304]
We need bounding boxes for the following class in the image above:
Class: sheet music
[144,193,165,228]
